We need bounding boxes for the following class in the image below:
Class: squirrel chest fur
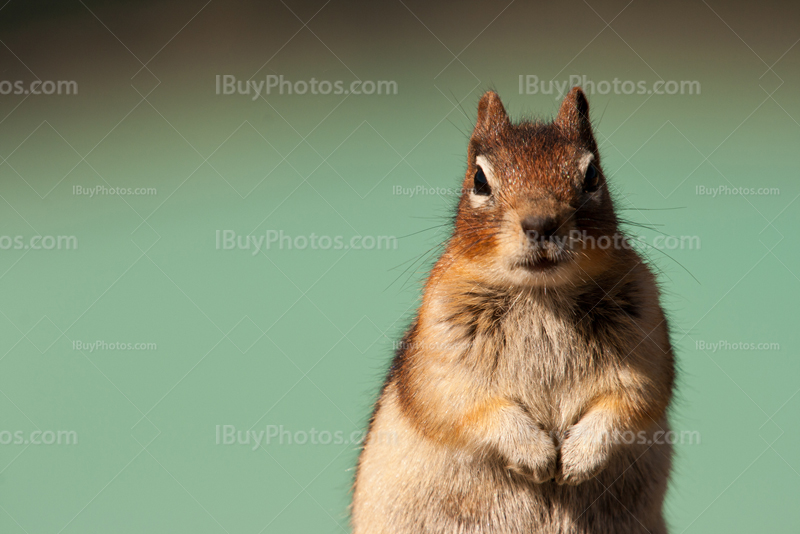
[352,88,675,534]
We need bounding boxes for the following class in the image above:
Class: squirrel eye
[583,163,600,193]
[473,166,491,196]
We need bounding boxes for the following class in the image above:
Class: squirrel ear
[473,91,509,138]
[555,87,595,146]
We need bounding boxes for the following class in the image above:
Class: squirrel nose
[521,216,559,241]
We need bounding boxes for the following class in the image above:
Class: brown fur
[352,88,675,533]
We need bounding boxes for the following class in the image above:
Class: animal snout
[521,216,560,241]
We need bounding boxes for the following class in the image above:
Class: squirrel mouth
[518,256,560,272]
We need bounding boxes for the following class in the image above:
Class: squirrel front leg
[476,399,558,484]
[463,398,558,483]
[556,390,669,485]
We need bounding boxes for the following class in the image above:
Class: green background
[0,0,797,531]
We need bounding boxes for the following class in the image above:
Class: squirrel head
[449,87,620,288]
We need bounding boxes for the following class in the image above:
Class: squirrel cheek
[469,192,491,209]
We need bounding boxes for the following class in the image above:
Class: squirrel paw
[505,429,558,484]
[556,425,610,485]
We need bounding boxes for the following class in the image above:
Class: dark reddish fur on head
[445,88,620,283]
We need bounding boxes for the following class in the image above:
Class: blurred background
[0,0,798,531]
